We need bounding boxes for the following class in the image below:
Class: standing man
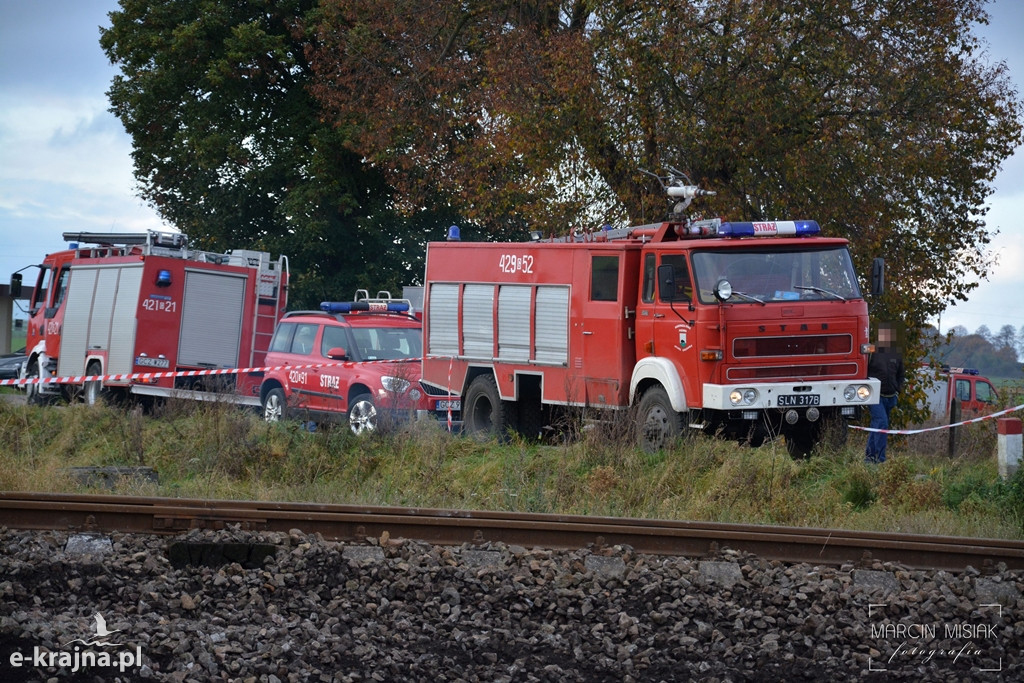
[866,322,905,463]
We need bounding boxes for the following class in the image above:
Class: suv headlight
[381,376,411,393]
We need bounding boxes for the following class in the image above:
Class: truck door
[577,252,634,407]
[637,252,699,405]
[958,377,998,417]
[29,264,70,359]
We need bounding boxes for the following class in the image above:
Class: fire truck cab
[421,185,880,456]
[18,230,287,405]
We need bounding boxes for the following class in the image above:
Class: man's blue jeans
[866,394,898,463]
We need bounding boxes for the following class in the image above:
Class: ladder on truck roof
[233,251,289,367]
[62,230,188,254]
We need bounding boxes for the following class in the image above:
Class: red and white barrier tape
[848,403,1024,435]
[447,356,455,430]
[0,362,348,388]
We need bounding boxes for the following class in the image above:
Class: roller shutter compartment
[178,270,246,368]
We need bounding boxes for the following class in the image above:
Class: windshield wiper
[794,285,846,301]
[731,290,766,305]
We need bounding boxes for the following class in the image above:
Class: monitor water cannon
[641,166,716,218]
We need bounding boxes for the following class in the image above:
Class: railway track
[1,491,1022,572]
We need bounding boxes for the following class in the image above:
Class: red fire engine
[920,366,999,421]
[16,230,288,405]
[421,182,881,456]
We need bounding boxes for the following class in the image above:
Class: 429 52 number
[499,254,534,274]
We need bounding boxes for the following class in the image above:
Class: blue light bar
[716,220,820,237]
[321,301,411,313]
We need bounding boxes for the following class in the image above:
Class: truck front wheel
[783,424,816,459]
[464,375,514,441]
[25,358,49,406]
[637,386,684,453]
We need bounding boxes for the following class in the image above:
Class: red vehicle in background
[259,291,453,433]
[920,366,999,420]
[14,230,287,405]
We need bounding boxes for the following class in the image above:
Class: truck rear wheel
[464,375,514,441]
[637,386,684,453]
[348,393,377,435]
[262,388,288,422]
[83,361,108,406]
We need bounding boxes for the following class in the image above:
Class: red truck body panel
[23,232,287,403]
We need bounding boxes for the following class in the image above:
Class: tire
[463,374,514,441]
[819,412,849,450]
[347,392,377,435]
[262,387,287,422]
[25,358,49,406]
[783,424,816,459]
[637,386,684,454]
[83,361,106,406]
[516,400,545,441]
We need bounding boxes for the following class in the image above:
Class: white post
[998,418,1022,480]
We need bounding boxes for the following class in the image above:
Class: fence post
[998,418,1022,480]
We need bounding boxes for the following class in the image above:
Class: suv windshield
[691,247,861,304]
[348,327,423,361]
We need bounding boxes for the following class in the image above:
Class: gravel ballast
[1,526,1021,682]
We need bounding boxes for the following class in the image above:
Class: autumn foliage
[308,0,1021,358]
[103,0,1021,349]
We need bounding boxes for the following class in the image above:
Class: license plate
[778,394,820,407]
[437,399,461,411]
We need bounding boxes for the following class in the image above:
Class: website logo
[6,613,143,676]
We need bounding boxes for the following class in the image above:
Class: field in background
[5,325,26,354]
[2,397,1023,541]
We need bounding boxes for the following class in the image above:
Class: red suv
[259,291,449,432]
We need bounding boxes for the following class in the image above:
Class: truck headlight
[843,384,872,402]
[729,388,758,406]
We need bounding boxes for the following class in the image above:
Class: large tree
[100,0,452,307]
[309,0,1022,354]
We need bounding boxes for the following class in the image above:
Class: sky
[1,1,1023,336]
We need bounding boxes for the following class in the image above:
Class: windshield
[349,326,423,361]
[691,247,861,304]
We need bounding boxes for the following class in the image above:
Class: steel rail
[2,492,1022,572]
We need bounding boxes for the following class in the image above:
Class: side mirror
[870,258,885,296]
[326,347,348,361]
[657,265,675,302]
[9,273,22,299]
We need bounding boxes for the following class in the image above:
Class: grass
[1,396,1023,540]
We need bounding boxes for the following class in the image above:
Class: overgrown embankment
[1,398,1022,540]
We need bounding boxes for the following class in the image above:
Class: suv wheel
[348,393,377,435]
[263,388,287,422]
